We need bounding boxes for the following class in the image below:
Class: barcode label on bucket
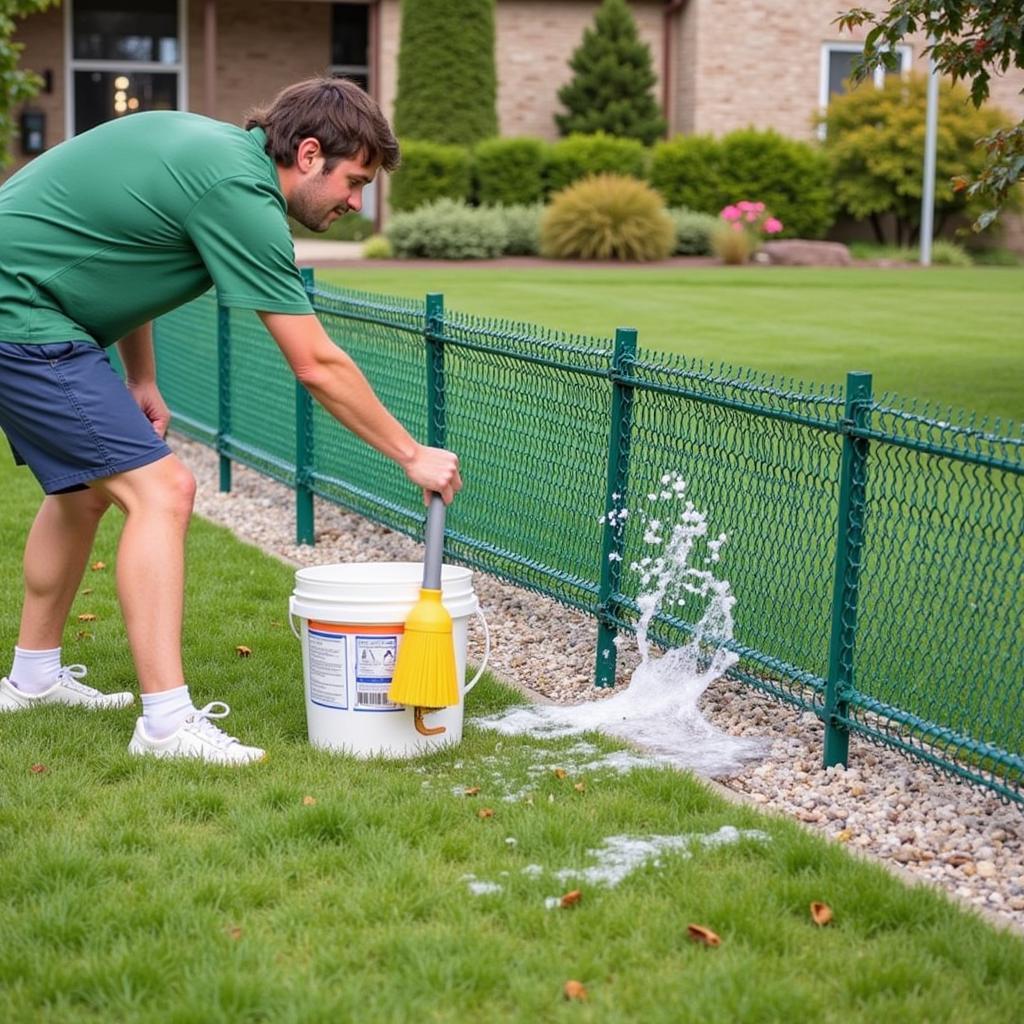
[357,689,394,707]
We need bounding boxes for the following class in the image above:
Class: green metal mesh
[153,291,218,444]
[438,311,613,609]
[153,282,1023,804]
[309,287,427,534]
[621,354,848,712]
[221,308,297,486]
[844,397,1024,798]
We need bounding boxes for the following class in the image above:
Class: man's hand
[262,313,465,506]
[401,444,462,506]
[127,379,172,438]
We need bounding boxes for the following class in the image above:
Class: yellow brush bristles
[388,588,459,709]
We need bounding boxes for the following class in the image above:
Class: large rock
[761,240,852,267]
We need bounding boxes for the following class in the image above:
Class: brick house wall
[6,0,1024,238]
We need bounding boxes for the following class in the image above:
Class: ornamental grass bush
[540,174,674,261]
[386,198,508,259]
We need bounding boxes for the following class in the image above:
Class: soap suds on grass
[475,476,769,777]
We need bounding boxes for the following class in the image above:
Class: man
[0,77,461,764]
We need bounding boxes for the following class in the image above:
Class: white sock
[9,646,62,694]
[141,685,195,740]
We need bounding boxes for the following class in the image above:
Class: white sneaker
[128,701,266,765]
[0,665,134,711]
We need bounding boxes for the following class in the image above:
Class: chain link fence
[152,275,1024,803]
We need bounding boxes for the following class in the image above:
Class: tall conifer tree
[393,0,497,145]
[556,0,666,145]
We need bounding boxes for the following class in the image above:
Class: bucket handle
[463,607,490,695]
[290,606,490,694]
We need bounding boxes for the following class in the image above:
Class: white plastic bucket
[289,562,489,757]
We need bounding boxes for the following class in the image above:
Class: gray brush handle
[422,493,446,590]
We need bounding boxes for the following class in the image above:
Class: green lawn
[2,451,1024,1022]
[317,266,1024,424]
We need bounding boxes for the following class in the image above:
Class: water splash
[474,474,769,777]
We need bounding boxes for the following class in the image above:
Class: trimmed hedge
[545,132,647,195]
[649,129,835,238]
[389,140,472,213]
[472,137,547,206]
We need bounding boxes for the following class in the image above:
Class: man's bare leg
[87,454,196,695]
[18,488,112,651]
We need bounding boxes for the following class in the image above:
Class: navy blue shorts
[0,341,172,495]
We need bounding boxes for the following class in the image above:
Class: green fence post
[216,303,231,492]
[823,370,872,767]
[425,292,445,450]
[595,327,637,688]
[295,268,316,545]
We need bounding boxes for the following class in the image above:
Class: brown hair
[245,76,400,172]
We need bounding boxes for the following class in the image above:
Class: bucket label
[355,634,401,712]
[307,626,349,710]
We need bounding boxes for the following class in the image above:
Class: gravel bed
[175,435,1023,934]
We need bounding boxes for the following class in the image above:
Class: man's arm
[116,322,171,437]
[260,312,461,505]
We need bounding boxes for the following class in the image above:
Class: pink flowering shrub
[712,200,784,264]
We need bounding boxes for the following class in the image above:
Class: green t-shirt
[0,111,312,347]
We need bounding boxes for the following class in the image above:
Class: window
[331,4,370,92]
[820,42,912,108]
[330,3,377,222]
[67,0,187,135]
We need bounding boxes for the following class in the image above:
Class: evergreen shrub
[389,140,472,213]
[648,130,835,238]
[545,133,647,195]
[555,0,666,145]
[719,129,834,239]
[649,135,727,214]
[669,208,719,255]
[387,198,508,259]
[540,174,674,261]
[472,137,547,205]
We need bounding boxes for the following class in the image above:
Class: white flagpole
[920,38,940,266]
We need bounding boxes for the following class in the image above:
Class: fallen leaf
[81,588,93,596]
[76,631,94,640]
[559,889,582,909]
[228,926,243,940]
[77,613,97,622]
[810,901,833,926]
[563,980,587,1002]
[478,807,494,819]
[835,828,853,843]
[464,786,481,796]
[302,795,317,806]
[687,924,721,947]
[90,561,106,571]
[270,620,283,628]
[30,763,47,774]
[574,781,587,793]
[235,645,252,657]
[553,768,567,779]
